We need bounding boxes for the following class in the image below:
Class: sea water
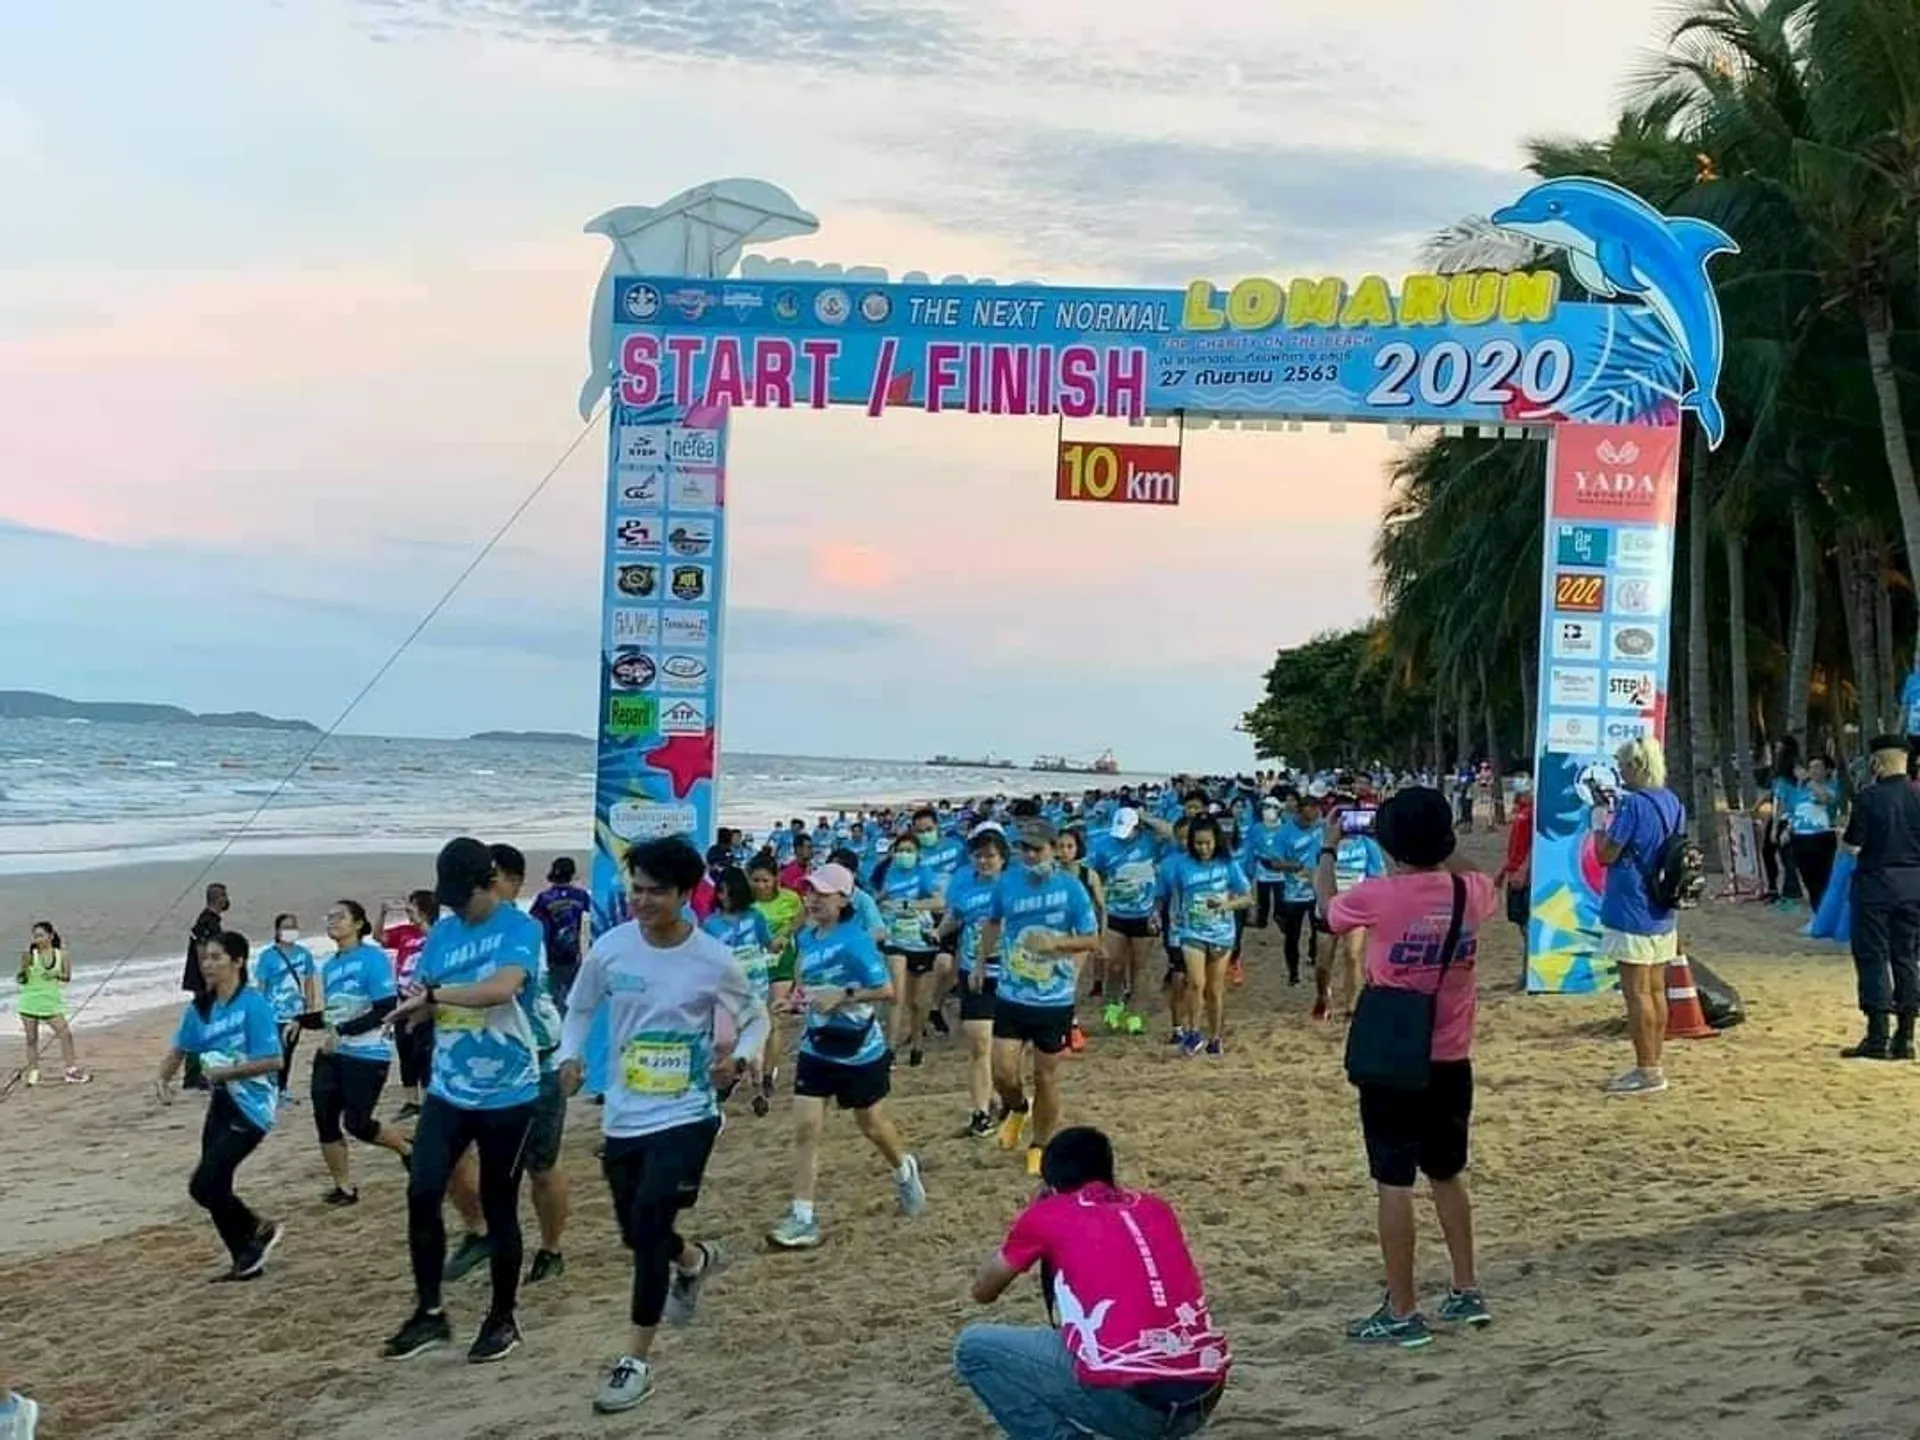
[0,720,1163,1027]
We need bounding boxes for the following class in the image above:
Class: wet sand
[6,834,1920,1438]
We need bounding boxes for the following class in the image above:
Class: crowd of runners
[4,768,1514,1440]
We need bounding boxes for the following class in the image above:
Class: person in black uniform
[1839,737,1920,1060]
[181,883,229,1090]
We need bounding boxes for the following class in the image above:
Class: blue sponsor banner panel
[608,268,1692,431]
[1526,423,1681,994]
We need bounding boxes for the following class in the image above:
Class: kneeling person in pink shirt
[956,1127,1229,1439]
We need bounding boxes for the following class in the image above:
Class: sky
[0,0,1671,771]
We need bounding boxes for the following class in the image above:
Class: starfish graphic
[645,730,715,798]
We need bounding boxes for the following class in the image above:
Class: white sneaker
[1605,1067,1668,1097]
[22,1068,39,1089]
[594,1356,653,1413]
[895,1154,927,1217]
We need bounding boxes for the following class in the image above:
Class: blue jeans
[953,1325,1211,1440]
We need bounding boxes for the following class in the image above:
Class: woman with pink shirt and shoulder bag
[1316,786,1496,1351]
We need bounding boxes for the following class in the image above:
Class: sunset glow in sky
[0,0,1668,769]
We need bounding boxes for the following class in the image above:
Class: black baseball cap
[435,836,496,908]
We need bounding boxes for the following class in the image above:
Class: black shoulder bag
[1343,874,1466,1092]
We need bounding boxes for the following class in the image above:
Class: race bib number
[435,1005,485,1033]
[1008,929,1060,983]
[622,1038,694,1096]
[886,905,926,948]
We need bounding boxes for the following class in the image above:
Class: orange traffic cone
[1665,954,1718,1040]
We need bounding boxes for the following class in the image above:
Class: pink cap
[803,863,857,897]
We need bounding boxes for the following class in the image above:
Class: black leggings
[603,1121,719,1328]
[407,1095,533,1318]
[191,1089,266,1260]
[312,1051,389,1145]
[1276,901,1316,980]
[1254,880,1285,928]
[398,1019,434,1092]
[1791,831,1839,911]
[276,1023,301,1093]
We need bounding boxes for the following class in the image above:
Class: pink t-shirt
[999,1185,1231,1389]
[1326,870,1496,1062]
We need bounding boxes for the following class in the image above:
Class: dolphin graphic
[1490,177,1738,446]
[579,178,820,419]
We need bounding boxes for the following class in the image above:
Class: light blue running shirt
[989,865,1097,1009]
[174,989,282,1132]
[417,903,544,1110]
[795,918,892,1066]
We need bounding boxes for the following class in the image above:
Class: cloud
[358,0,962,72]
[809,542,898,593]
[870,130,1525,281]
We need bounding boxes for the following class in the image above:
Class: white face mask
[277,928,300,945]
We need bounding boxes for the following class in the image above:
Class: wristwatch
[842,985,857,1004]
[424,984,440,1006]
[1319,847,1339,858]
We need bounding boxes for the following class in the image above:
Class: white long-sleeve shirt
[554,918,770,1139]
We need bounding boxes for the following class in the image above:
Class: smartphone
[1340,807,1378,836]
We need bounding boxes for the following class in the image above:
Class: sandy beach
[7,833,1920,1438]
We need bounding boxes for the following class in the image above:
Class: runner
[976,820,1102,1178]
[1057,825,1107,1033]
[766,863,928,1251]
[702,867,780,1115]
[386,889,437,1119]
[1161,818,1253,1056]
[1155,818,1193,1042]
[554,836,769,1413]
[154,930,285,1280]
[15,922,87,1087]
[873,832,945,1066]
[255,916,318,1102]
[1272,793,1323,987]
[747,855,804,1111]
[531,857,592,1014]
[1243,796,1292,935]
[1089,807,1161,1035]
[939,824,1010,1137]
[311,900,411,1204]
[1317,790,1387,1023]
[445,845,576,1286]
[381,837,543,1364]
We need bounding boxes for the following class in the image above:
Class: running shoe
[21,1069,37,1088]
[323,1186,360,1208]
[926,1009,951,1037]
[1180,1030,1205,1058]
[594,1356,654,1414]
[382,1308,453,1360]
[0,1394,39,1440]
[63,1068,90,1084]
[525,1249,567,1285]
[964,1109,996,1139]
[233,1221,283,1280]
[995,1109,1028,1151]
[1123,1012,1146,1035]
[908,1047,924,1068]
[767,1209,822,1251]
[664,1241,728,1325]
[396,1101,422,1122]
[445,1232,493,1281]
[1345,1301,1434,1348]
[1205,1038,1224,1057]
[467,1314,521,1364]
[1437,1288,1492,1327]
[1101,1001,1126,1032]
[1088,979,1105,1000]
[1604,1067,1669,1097]
[1025,1146,1043,1178]
[895,1155,927,1217]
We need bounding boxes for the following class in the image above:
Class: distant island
[0,690,320,733]
[468,730,592,745]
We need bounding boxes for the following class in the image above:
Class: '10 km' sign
[1055,441,1182,507]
